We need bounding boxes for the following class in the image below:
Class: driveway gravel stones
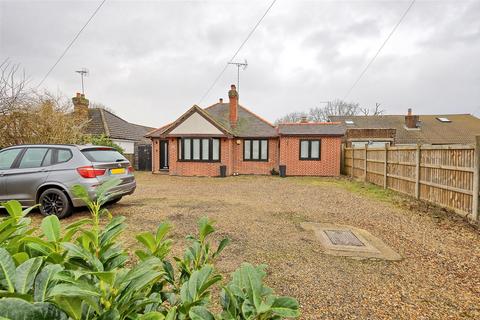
[32,173,480,319]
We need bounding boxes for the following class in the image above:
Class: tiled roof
[85,108,154,143]
[205,103,277,137]
[278,122,345,136]
[329,114,480,145]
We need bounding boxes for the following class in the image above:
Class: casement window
[299,140,321,160]
[244,139,268,161]
[178,138,220,162]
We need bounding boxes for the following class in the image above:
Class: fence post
[415,144,421,199]
[364,144,368,182]
[351,148,355,178]
[472,136,480,221]
[383,143,388,189]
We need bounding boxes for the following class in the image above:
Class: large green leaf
[49,282,101,298]
[271,296,300,317]
[0,298,67,320]
[198,218,215,242]
[0,247,16,292]
[41,215,61,242]
[61,242,103,271]
[136,232,156,253]
[12,252,29,265]
[180,265,221,305]
[3,201,23,219]
[99,216,125,248]
[34,264,63,302]
[232,263,265,310]
[54,296,83,320]
[14,257,43,294]
[189,306,215,320]
[138,312,166,320]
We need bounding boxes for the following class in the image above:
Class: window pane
[252,140,260,159]
[244,140,251,159]
[81,149,126,162]
[184,139,191,160]
[42,149,53,166]
[212,139,220,160]
[178,139,182,160]
[57,149,72,163]
[19,148,48,168]
[192,139,200,160]
[260,140,268,160]
[300,141,309,158]
[0,148,22,170]
[202,139,209,160]
[311,141,320,159]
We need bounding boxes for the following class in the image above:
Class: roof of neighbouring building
[329,114,480,145]
[86,108,154,143]
[204,103,277,137]
[277,122,345,136]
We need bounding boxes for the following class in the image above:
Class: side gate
[137,144,152,171]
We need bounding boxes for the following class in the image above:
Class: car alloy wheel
[39,188,72,218]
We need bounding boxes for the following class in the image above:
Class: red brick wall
[152,139,160,172]
[279,136,341,176]
[167,138,234,177]
[233,138,278,175]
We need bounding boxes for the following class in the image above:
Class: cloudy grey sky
[1,0,479,128]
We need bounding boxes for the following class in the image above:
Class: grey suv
[0,144,136,218]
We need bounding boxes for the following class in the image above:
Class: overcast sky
[1,0,479,128]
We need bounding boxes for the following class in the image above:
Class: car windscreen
[81,149,127,163]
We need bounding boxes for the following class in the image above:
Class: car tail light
[128,166,134,173]
[77,166,106,178]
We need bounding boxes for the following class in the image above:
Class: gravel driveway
[33,172,480,319]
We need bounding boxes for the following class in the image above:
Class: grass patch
[295,177,396,203]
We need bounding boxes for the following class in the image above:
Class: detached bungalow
[146,85,344,177]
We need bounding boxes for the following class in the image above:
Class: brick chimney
[405,108,419,129]
[300,116,308,123]
[72,92,89,119]
[228,84,238,127]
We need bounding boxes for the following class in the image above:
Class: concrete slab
[301,222,402,261]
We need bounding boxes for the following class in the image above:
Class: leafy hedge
[0,179,300,319]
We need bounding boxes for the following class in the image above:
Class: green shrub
[0,179,300,320]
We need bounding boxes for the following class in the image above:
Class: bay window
[178,138,220,162]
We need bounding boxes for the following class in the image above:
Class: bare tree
[359,102,385,116]
[275,99,386,124]
[274,111,308,125]
[0,60,87,148]
[308,99,361,122]
[0,59,32,116]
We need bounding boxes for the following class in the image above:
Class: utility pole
[228,60,248,93]
[75,68,89,94]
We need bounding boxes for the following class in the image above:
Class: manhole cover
[324,230,365,247]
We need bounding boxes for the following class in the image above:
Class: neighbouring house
[146,85,344,177]
[330,108,480,147]
[72,93,154,170]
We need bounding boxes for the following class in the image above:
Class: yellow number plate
[110,168,125,175]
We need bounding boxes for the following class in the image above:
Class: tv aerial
[228,59,248,93]
[75,68,89,94]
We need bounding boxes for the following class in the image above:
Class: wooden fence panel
[342,138,480,221]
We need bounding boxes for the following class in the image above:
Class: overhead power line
[198,0,278,104]
[36,0,107,89]
[343,0,416,100]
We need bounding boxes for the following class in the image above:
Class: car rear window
[82,148,127,163]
